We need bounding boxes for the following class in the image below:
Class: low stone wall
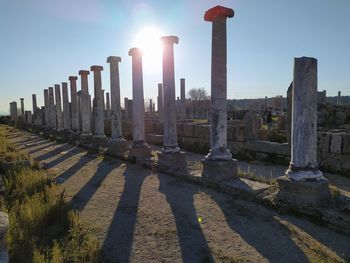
[123,120,350,176]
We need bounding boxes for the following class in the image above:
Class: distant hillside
[0,111,9,116]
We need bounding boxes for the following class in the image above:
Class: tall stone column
[158,36,187,174]
[106,92,111,120]
[90,65,106,139]
[278,57,329,205]
[32,94,37,121]
[202,6,237,182]
[62,82,71,130]
[44,89,49,127]
[48,87,56,129]
[106,56,127,156]
[20,98,24,117]
[128,48,151,159]
[9,102,17,122]
[337,91,341,105]
[79,70,92,136]
[69,76,80,132]
[157,83,164,121]
[180,78,186,120]
[54,84,63,131]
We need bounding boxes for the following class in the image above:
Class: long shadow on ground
[158,174,214,263]
[43,146,80,169]
[102,165,148,263]
[35,143,73,162]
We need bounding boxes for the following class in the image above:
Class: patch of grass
[238,170,277,185]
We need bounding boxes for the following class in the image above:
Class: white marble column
[90,65,105,138]
[69,76,80,132]
[286,57,323,181]
[129,48,148,148]
[204,6,234,160]
[44,89,49,127]
[107,56,124,141]
[157,83,163,121]
[180,78,186,120]
[20,98,24,117]
[161,36,180,153]
[79,70,92,135]
[62,82,71,130]
[48,87,56,129]
[54,84,63,131]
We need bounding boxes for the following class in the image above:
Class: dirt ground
[8,130,350,263]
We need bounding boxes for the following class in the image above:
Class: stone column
[32,94,37,121]
[106,92,111,119]
[107,56,127,156]
[90,65,106,139]
[278,57,329,206]
[157,83,164,121]
[180,78,186,120]
[287,82,293,145]
[202,6,237,182]
[44,89,49,127]
[62,82,71,130]
[337,91,341,105]
[149,99,153,114]
[69,76,80,132]
[128,48,151,159]
[54,84,63,131]
[78,70,92,137]
[9,102,17,122]
[48,87,56,129]
[20,98,24,117]
[158,36,187,174]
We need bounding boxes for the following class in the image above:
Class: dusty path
[8,130,350,263]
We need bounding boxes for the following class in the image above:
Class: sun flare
[133,26,163,74]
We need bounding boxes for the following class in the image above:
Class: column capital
[91,65,103,71]
[161,36,179,45]
[107,56,121,63]
[204,6,234,22]
[61,82,68,86]
[69,76,78,81]
[20,98,24,101]
[54,84,60,88]
[79,70,90,75]
[128,48,143,57]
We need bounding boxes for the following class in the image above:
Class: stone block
[158,151,187,175]
[257,129,269,140]
[128,145,152,162]
[275,143,290,156]
[227,125,235,141]
[317,132,331,158]
[183,124,194,137]
[245,140,278,154]
[107,139,128,158]
[277,175,330,206]
[234,125,245,142]
[194,125,210,140]
[145,134,164,146]
[330,134,342,154]
[227,141,245,156]
[342,134,350,154]
[202,158,238,182]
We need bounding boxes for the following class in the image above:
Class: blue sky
[0,0,349,113]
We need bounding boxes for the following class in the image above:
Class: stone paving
[8,130,350,263]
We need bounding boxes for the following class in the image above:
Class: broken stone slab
[158,151,187,175]
[220,178,271,197]
[202,158,238,183]
[277,175,330,206]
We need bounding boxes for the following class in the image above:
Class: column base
[162,145,180,154]
[128,142,152,162]
[69,131,81,145]
[201,158,238,182]
[107,138,128,158]
[79,133,93,145]
[285,167,324,182]
[205,147,232,161]
[277,175,330,206]
[158,151,187,175]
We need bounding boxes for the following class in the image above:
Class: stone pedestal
[277,176,330,206]
[202,158,238,182]
[128,142,152,162]
[107,139,128,158]
[158,151,187,175]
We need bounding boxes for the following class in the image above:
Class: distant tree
[188,88,209,101]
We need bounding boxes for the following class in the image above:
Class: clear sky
[0,0,349,113]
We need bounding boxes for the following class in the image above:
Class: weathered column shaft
[107,56,123,139]
[62,82,71,130]
[32,94,37,120]
[69,76,80,131]
[180,78,186,120]
[79,71,92,134]
[48,87,56,129]
[44,89,49,126]
[54,84,63,131]
[20,98,24,117]
[157,83,163,121]
[129,48,146,144]
[91,66,105,137]
[161,36,180,153]
[337,91,341,105]
[106,92,111,119]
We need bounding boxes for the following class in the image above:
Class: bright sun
[133,26,163,74]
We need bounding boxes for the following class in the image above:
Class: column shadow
[158,174,214,263]
[206,190,310,263]
[35,144,73,162]
[69,157,122,211]
[102,165,148,263]
[43,147,80,169]
[28,142,57,155]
